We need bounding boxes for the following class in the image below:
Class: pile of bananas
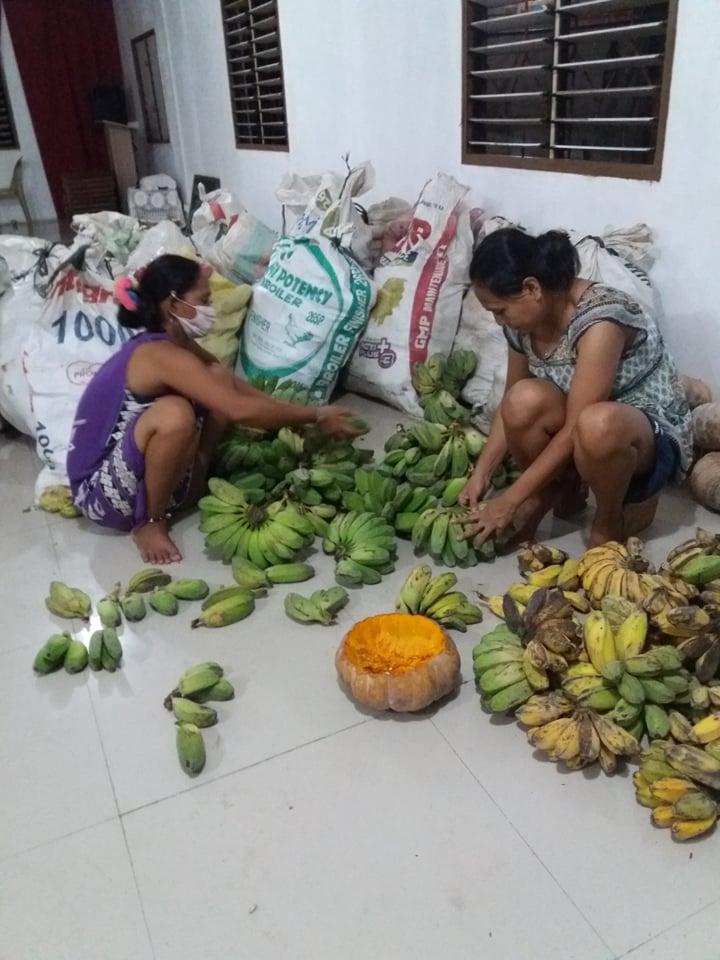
[322,511,397,585]
[562,609,691,741]
[164,662,235,777]
[518,702,639,773]
[634,736,720,841]
[199,478,315,566]
[411,351,476,425]
[395,565,483,632]
[33,632,89,675]
[380,420,513,494]
[246,374,312,405]
[481,546,591,617]
[37,484,81,518]
[45,581,91,620]
[284,587,350,625]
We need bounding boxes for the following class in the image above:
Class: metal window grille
[132,30,170,145]
[220,0,289,150]
[0,59,18,150]
[463,0,678,180]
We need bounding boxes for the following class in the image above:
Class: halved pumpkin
[335,613,461,712]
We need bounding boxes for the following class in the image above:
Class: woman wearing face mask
[457,228,692,549]
[67,254,362,564]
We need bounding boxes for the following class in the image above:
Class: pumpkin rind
[335,613,461,712]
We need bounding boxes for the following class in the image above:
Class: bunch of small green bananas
[411,351,476,425]
[284,587,350,625]
[395,565,482,632]
[634,734,720,841]
[37,484,81,518]
[165,662,235,777]
[33,631,89,675]
[322,511,397,586]
[45,581,92,620]
[199,478,316,566]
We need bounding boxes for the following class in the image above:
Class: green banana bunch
[191,590,255,628]
[471,625,535,712]
[395,565,482,632]
[37,484,81,517]
[126,567,172,594]
[392,485,438,536]
[119,592,146,622]
[172,697,218,728]
[97,584,122,628]
[164,665,235,709]
[88,627,123,672]
[343,469,400,521]
[322,511,397,586]
[176,722,206,777]
[411,505,496,567]
[45,581,92,620]
[33,632,72,674]
[148,587,179,616]
[284,586,349,625]
[168,578,210,601]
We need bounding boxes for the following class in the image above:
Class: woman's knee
[573,402,626,458]
[135,395,197,450]
[501,378,565,431]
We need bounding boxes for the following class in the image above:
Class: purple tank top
[67,331,169,489]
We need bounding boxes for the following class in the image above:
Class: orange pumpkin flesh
[336,613,461,712]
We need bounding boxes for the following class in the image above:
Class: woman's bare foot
[510,489,557,543]
[553,472,588,519]
[587,495,659,547]
[132,521,182,564]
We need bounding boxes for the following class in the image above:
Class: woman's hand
[315,406,363,439]
[457,470,492,511]
[458,492,520,547]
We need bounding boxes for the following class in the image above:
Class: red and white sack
[345,173,472,417]
[24,254,127,496]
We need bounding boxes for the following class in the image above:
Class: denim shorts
[623,413,680,504]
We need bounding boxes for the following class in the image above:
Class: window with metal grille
[463,0,678,180]
[220,0,289,150]
[0,59,18,150]
[132,30,169,144]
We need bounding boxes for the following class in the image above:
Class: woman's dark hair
[469,228,579,296]
[118,254,201,330]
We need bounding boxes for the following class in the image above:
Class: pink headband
[115,275,140,311]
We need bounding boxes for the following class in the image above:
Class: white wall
[0,5,55,223]
[113,0,720,390]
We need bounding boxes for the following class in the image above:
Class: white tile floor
[2,398,720,960]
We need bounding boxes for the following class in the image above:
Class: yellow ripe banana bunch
[526,707,639,773]
[516,541,569,576]
[396,565,483,632]
[634,739,720,841]
[578,539,659,609]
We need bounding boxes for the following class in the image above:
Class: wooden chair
[0,156,33,232]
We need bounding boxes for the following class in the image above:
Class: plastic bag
[190,187,277,284]
[345,173,472,417]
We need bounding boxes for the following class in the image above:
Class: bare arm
[127,341,355,434]
[458,348,529,508]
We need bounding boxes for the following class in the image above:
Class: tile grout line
[430,717,618,959]
[618,893,720,959]
[85,681,159,960]
[119,717,371,819]
[0,814,119,866]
